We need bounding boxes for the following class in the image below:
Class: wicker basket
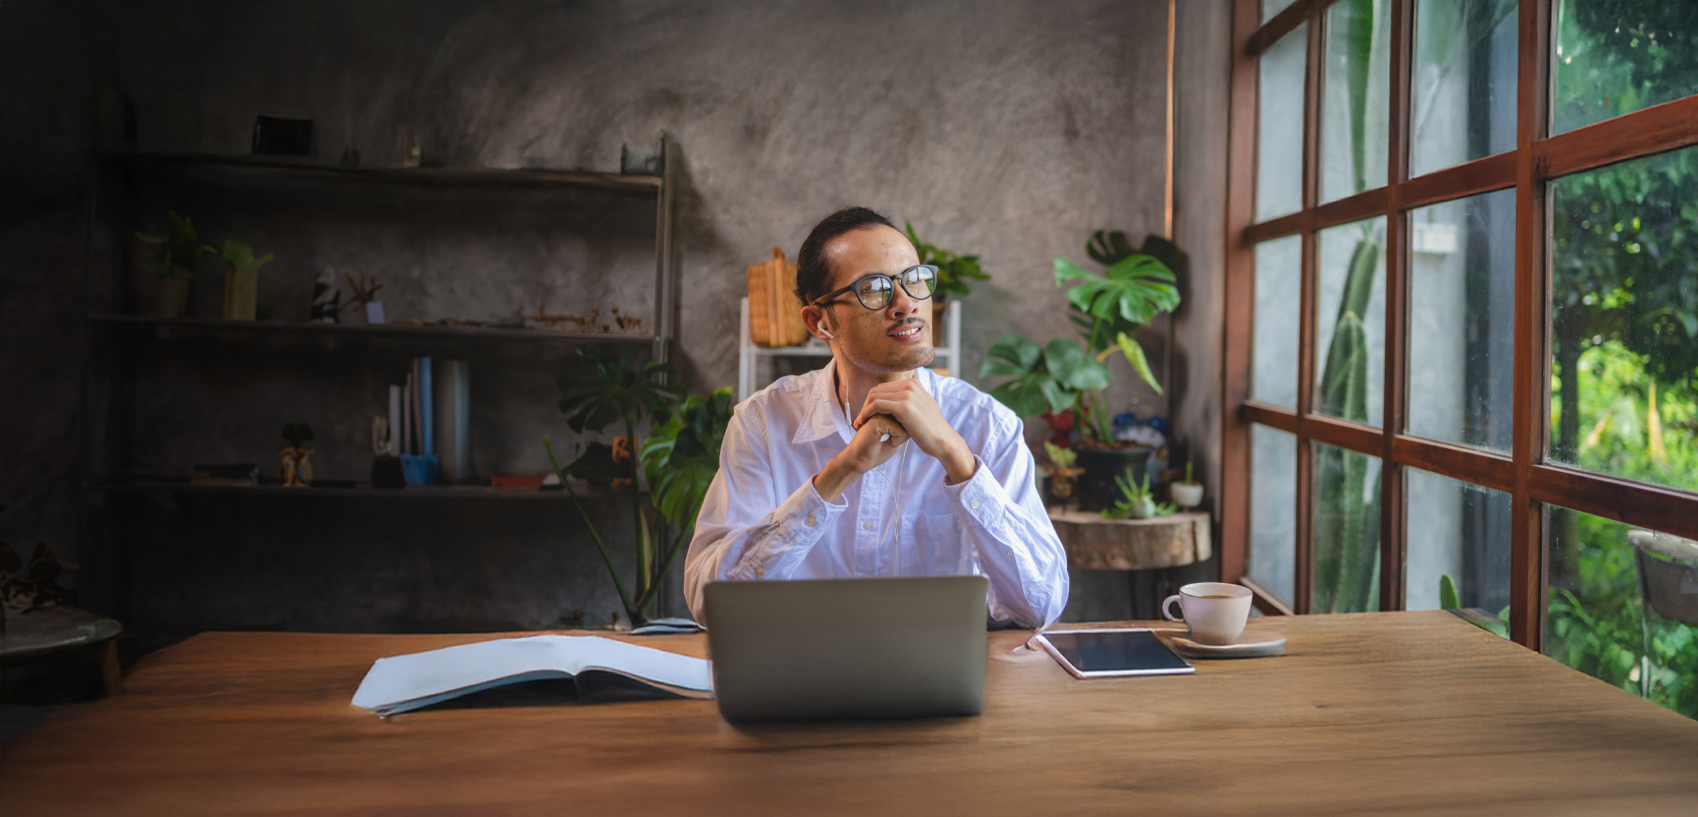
[746,247,808,347]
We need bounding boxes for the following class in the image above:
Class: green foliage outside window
[1545,0,1698,720]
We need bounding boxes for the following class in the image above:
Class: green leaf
[1053,257,1093,286]
[1114,333,1162,395]
[1439,573,1460,609]
[557,345,681,435]
[218,240,274,273]
[640,387,734,529]
[981,334,1041,376]
[1044,338,1110,391]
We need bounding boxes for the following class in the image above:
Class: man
[684,207,1069,628]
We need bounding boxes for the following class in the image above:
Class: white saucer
[1167,632,1286,659]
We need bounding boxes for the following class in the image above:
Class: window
[1226,0,1698,718]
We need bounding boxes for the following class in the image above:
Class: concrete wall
[0,0,1229,641]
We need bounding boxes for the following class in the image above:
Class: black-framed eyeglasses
[810,264,938,311]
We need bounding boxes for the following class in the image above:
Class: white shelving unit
[737,297,962,401]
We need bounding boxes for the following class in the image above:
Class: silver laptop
[703,576,988,723]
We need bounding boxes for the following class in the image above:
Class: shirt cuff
[728,476,847,579]
[943,456,1011,536]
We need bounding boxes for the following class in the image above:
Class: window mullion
[1509,0,1553,650]
[1380,0,1413,612]
[1294,16,1324,614]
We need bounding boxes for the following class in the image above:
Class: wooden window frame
[1222,0,1698,649]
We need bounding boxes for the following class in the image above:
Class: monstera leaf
[1053,253,1180,331]
[640,387,734,529]
[557,345,682,434]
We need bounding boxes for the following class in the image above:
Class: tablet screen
[1041,630,1192,676]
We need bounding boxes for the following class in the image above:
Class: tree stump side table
[1047,508,1212,571]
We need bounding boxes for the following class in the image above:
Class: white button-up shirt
[684,360,1070,628]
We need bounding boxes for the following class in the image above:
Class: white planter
[1171,482,1205,509]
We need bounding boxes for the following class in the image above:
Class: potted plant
[1040,442,1085,507]
[543,345,734,628]
[905,222,988,343]
[1170,458,1204,509]
[980,230,1181,511]
[216,240,275,321]
[1101,468,1174,520]
[1057,230,1182,509]
[135,211,209,318]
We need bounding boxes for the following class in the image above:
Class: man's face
[806,224,935,374]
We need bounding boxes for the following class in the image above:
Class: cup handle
[1161,595,1184,621]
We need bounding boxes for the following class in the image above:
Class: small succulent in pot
[1102,468,1174,520]
[1171,458,1204,509]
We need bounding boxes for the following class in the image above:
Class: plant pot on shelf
[1075,446,1152,513]
[1127,497,1157,520]
[156,276,191,318]
[1171,481,1204,509]
[223,268,258,320]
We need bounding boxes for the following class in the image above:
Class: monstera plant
[544,345,733,626]
[1053,230,1183,446]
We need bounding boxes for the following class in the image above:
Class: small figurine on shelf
[280,423,315,487]
[311,269,342,323]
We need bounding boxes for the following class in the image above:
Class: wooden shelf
[1047,508,1212,570]
[89,314,654,344]
[113,153,663,194]
[88,477,643,500]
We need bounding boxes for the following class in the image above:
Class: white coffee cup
[1161,582,1252,646]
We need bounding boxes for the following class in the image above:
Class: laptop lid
[704,576,988,723]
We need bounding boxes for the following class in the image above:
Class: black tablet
[1034,628,1195,678]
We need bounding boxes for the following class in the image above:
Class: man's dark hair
[795,206,897,305]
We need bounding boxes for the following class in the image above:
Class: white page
[352,635,712,711]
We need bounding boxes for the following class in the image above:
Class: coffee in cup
[1161,582,1252,645]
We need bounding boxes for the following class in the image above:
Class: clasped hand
[814,380,977,502]
[852,380,976,483]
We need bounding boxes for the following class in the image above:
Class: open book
[351,635,713,716]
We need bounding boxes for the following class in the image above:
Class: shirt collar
[791,357,938,446]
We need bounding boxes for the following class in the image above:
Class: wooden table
[6,612,1698,815]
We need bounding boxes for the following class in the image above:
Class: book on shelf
[351,634,713,716]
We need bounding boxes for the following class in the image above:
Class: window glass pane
[1249,424,1298,606]
[1319,0,1390,203]
[1263,0,1299,23]
[1553,0,1698,135]
[1253,235,1302,409]
[1257,25,1307,222]
[1315,217,1386,427]
[1312,441,1382,613]
[1405,469,1510,632]
[1410,0,1517,177]
[1407,189,1514,453]
[1550,146,1698,494]
[1547,506,1698,719]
